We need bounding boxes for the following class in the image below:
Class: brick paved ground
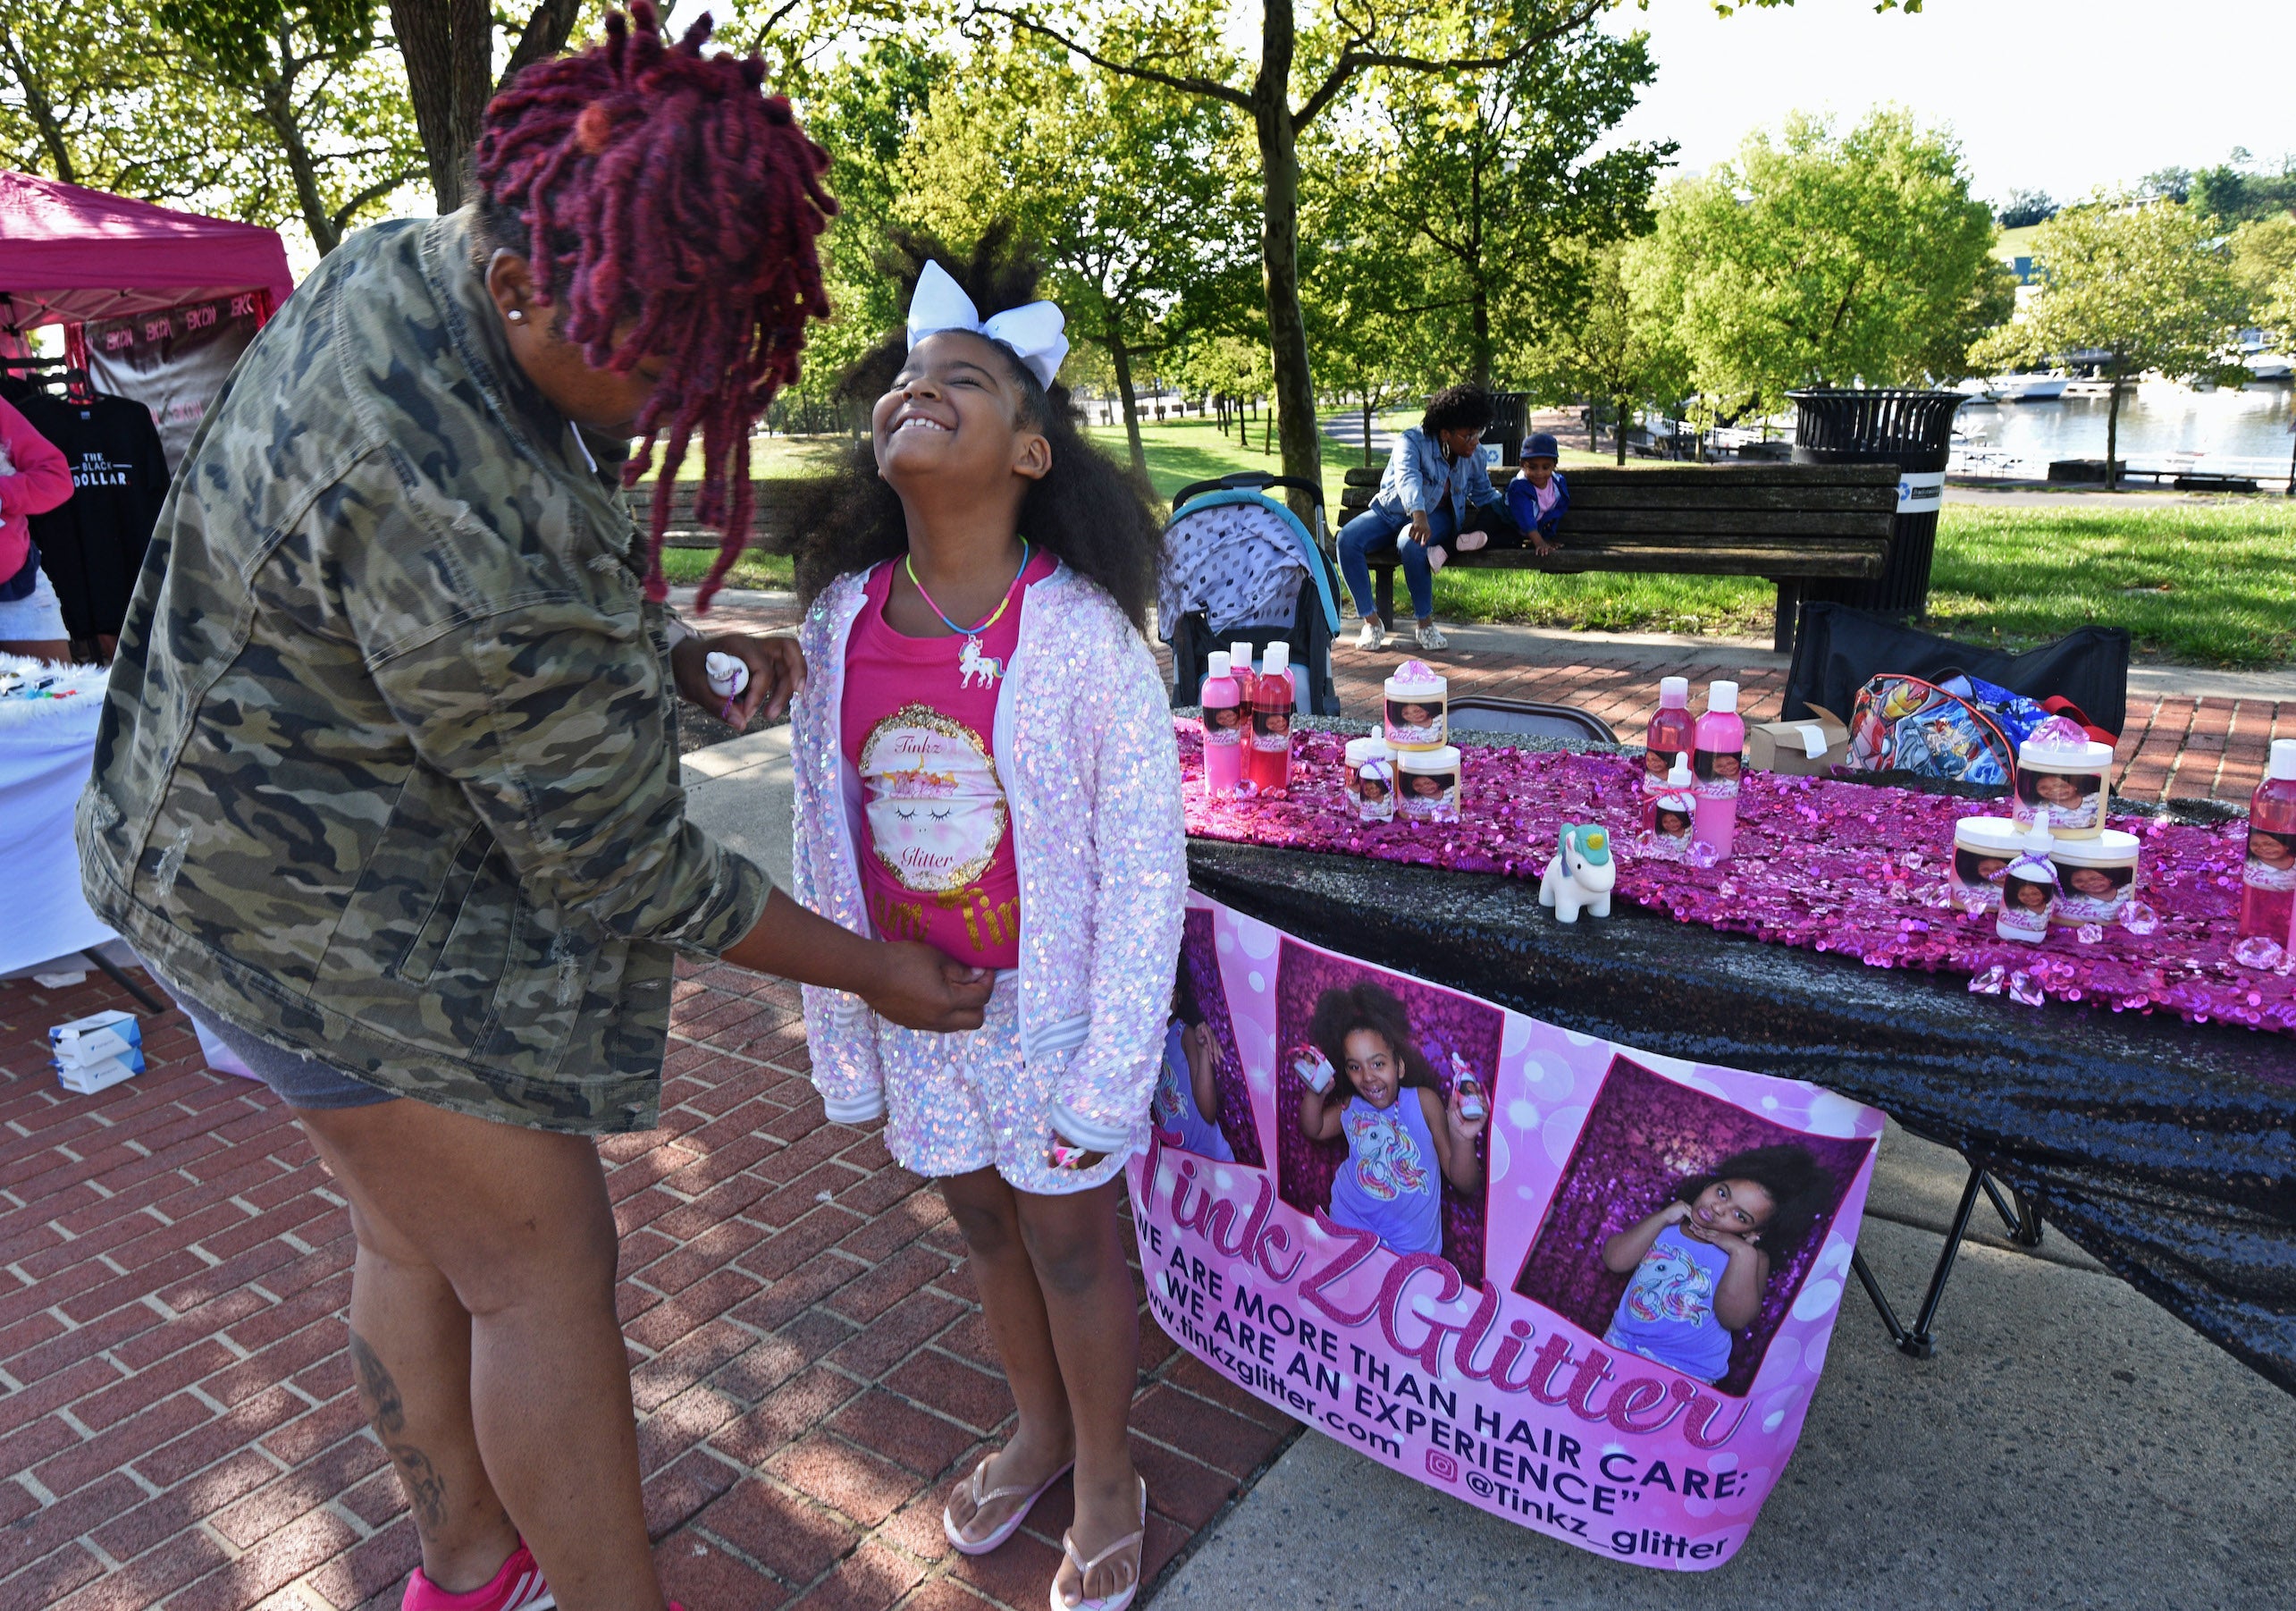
[0,966,1295,1611]
[685,588,2292,806]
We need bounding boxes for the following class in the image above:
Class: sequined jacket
[77,212,769,1134]
[789,563,1187,1154]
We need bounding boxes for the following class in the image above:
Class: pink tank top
[840,550,1055,970]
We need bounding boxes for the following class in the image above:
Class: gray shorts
[203,1016,397,1110]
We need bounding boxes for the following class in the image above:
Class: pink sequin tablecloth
[1176,722,2296,1038]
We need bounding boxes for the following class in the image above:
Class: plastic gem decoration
[2232,936,2286,971]
[2077,924,2105,945]
[2023,715,2092,752]
[2119,902,2160,936]
[2007,970,2047,1007]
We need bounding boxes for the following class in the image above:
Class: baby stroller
[1160,471,1344,716]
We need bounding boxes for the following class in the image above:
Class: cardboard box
[1747,713,1848,775]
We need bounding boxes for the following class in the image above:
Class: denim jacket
[78,212,768,1133]
[1370,426,1506,523]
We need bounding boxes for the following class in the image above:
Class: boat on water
[1986,373,2069,402]
[2245,350,2293,382]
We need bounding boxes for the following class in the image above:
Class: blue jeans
[1338,504,1457,624]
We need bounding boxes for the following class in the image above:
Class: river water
[1949,382,2296,482]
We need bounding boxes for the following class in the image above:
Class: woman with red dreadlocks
[80,8,991,1609]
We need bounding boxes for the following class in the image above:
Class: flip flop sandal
[943,1451,1075,1556]
[1048,1477,1147,1611]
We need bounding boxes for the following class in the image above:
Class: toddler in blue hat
[1496,431,1567,557]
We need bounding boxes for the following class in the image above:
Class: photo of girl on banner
[1512,1056,1873,1397]
[1150,908,1264,1166]
[1274,942,1497,1285]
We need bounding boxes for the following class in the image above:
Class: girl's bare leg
[1013,1178,1141,1607]
[939,1168,1078,1539]
[296,1099,663,1611]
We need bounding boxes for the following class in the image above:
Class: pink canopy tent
[0,170,294,330]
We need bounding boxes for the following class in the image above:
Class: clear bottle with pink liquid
[1643,676,1696,797]
[1199,651,1244,800]
[1691,680,1745,861]
[2240,738,2296,940]
[1245,641,1295,797]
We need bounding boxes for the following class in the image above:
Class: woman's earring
[508,309,526,323]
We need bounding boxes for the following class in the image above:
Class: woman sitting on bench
[1336,384,1520,653]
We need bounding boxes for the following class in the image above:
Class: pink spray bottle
[2241,738,2296,941]
[1643,676,1696,798]
[1691,679,1745,861]
[1245,641,1295,797]
[1199,651,1245,801]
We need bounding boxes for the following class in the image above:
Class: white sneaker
[1415,622,1450,651]
[1425,545,1448,573]
[1455,531,1488,552]
[1355,619,1390,651]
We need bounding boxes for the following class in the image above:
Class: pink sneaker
[403,1541,555,1611]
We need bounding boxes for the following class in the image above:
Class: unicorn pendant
[958,636,1005,688]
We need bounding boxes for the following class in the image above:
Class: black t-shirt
[17,391,171,638]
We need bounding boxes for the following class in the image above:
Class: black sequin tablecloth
[1186,838,2296,1396]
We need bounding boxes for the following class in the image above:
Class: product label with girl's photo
[1134,896,1884,1573]
[2049,859,2133,924]
[1692,746,1741,800]
[2013,767,2104,833]
[2246,827,2296,893]
[1385,698,1445,749]
[1396,767,1459,822]
[1204,704,1245,750]
[1251,708,1292,750]
[1949,846,2013,910]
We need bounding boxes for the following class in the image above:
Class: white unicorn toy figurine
[1539,822,1616,923]
[957,637,1005,688]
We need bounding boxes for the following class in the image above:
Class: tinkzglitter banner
[1133,894,1884,1571]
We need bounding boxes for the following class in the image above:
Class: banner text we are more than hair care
[1131,896,1883,1570]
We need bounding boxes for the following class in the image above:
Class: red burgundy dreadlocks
[470,1,834,610]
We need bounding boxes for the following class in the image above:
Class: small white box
[56,1053,143,1095]
[51,1010,141,1070]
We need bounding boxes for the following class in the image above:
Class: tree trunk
[1108,336,1148,477]
[2105,362,2123,492]
[393,0,577,214]
[1469,283,1492,392]
[0,35,76,184]
[1252,1,1322,519]
[1362,392,1374,467]
[261,43,342,255]
[1615,395,1629,465]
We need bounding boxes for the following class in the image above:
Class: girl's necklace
[904,541,1030,670]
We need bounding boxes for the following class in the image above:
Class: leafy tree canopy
[1642,105,2001,414]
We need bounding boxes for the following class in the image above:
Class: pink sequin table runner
[1175,721,2296,1037]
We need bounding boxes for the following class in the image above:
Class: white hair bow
[904,259,1069,390]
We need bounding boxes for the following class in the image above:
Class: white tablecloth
[0,661,117,976]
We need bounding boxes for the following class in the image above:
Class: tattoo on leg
[349,1328,450,1532]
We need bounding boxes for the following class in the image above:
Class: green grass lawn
[1418,502,2296,665]
[668,419,2296,665]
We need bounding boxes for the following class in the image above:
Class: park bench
[1338,462,1899,654]
[641,477,824,549]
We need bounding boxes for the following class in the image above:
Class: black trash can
[1789,389,1966,618]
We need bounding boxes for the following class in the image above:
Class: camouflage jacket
[78,211,770,1134]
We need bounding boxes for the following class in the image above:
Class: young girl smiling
[1297,983,1484,1258]
[788,249,1183,1611]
